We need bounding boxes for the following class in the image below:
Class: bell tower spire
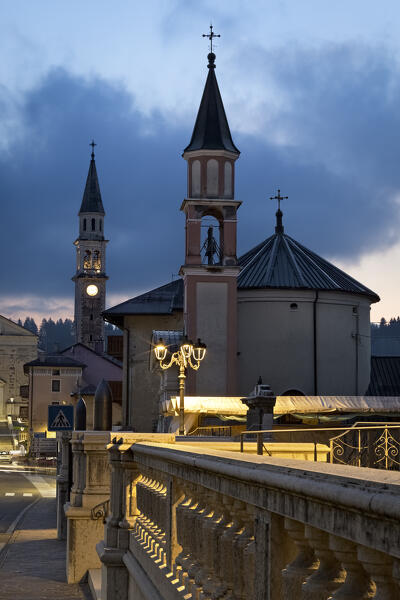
[180,37,241,396]
[72,142,108,352]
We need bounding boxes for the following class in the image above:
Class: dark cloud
[1,43,400,312]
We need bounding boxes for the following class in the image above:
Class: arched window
[290,303,298,311]
[224,162,232,197]
[83,250,91,269]
[83,218,87,231]
[91,218,95,231]
[191,160,201,197]
[207,159,219,196]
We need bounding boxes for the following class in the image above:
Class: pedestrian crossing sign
[48,405,74,431]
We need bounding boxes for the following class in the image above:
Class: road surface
[0,465,56,552]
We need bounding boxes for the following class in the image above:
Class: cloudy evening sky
[1,1,400,323]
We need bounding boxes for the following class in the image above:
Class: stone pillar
[65,431,111,583]
[56,431,72,540]
[241,381,276,438]
[98,442,138,600]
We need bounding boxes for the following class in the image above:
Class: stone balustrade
[98,439,400,600]
[64,431,175,584]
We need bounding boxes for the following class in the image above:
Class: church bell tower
[72,143,108,352]
[181,39,241,396]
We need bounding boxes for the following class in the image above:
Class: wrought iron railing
[240,423,400,469]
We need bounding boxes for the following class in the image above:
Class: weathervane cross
[270,189,288,211]
[90,139,97,158]
[202,24,220,53]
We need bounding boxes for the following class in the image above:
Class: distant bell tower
[72,142,108,352]
[180,34,241,396]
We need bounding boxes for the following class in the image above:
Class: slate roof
[237,215,380,301]
[103,279,184,327]
[184,53,239,155]
[79,154,105,215]
[24,355,86,371]
[367,356,400,396]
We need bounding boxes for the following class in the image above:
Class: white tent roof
[162,395,400,416]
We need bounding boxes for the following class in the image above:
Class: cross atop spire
[90,140,97,160]
[270,189,288,234]
[202,24,220,54]
[270,189,288,211]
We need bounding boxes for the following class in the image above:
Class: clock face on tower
[86,284,99,297]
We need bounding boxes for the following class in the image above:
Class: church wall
[123,312,183,432]
[237,290,315,396]
[237,289,372,397]
[316,292,371,395]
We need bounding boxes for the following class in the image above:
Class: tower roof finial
[270,189,288,234]
[90,139,97,160]
[202,24,220,67]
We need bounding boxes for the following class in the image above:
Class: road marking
[22,474,56,498]
[23,492,33,497]
[5,497,41,534]
[5,493,15,496]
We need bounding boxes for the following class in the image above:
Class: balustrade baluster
[357,546,397,599]
[302,526,345,600]
[195,491,216,596]
[233,504,255,599]
[173,484,193,584]
[282,518,319,598]
[186,489,207,598]
[219,499,243,599]
[202,493,229,598]
[328,535,374,599]
[392,559,400,593]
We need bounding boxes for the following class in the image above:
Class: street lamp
[154,336,207,435]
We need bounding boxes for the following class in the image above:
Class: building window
[52,380,60,392]
[91,218,96,231]
[52,369,60,376]
[83,218,87,231]
[290,303,298,310]
[99,220,102,232]
[353,306,358,314]
[90,335,93,342]
[90,313,93,320]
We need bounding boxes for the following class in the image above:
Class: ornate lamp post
[154,336,207,435]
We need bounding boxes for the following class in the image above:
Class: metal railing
[187,424,244,437]
[240,422,400,469]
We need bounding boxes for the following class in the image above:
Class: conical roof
[79,153,105,215]
[238,213,380,301]
[184,53,239,155]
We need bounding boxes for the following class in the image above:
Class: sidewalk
[0,497,91,600]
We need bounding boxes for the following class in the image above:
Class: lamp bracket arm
[187,357,201,371]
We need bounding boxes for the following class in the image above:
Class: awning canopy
[162,395,400,416]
